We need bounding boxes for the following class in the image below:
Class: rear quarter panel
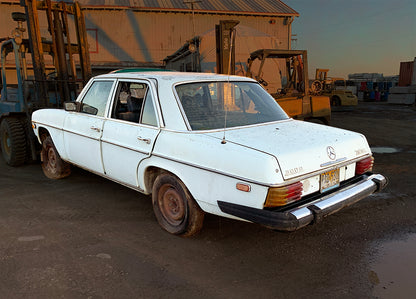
[139,129,282,214]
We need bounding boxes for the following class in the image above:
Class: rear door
[100,79,160,188]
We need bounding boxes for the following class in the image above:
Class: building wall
[0,3,291,71]
[84,9,290,67]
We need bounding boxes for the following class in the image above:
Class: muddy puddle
[369,234,416,298]
[371,146,401,154]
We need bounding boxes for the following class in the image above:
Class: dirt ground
[0,102,415,298]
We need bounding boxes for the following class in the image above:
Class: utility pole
[184,0,201,38]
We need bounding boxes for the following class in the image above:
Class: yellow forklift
[312,68,357,106]
[246,49,331,124]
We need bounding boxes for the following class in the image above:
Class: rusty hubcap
[159,186,185,226]
[47,147,57,169]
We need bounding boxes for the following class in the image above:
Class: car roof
[109,68,173,73]
[95,71,257,84]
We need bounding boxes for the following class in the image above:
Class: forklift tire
[0,118,27,166]
[331,96,341,106]
[19,118,37,163]
[41,136,71,179]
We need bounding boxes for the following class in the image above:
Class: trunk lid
[205,120,371,180]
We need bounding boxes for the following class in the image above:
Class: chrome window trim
[109,78,162,128]
[78,79,116,118]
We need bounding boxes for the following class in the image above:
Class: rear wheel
[41,136,71,179]
[152,173,204,236]
[0,118,27,166]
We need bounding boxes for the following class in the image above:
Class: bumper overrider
[218,173,387,231]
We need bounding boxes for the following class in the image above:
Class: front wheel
[331,96,341,106]
[152,173,204,237]
[41,136,71,179]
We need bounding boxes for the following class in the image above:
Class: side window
[141,90,158,126]
[81,80,113,117]
[112,81,158,127]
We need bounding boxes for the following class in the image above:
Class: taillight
[356,156,374,175]
[264,182,303,208]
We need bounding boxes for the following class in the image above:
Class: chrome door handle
[90,126,101,132]
[137,136,151,144]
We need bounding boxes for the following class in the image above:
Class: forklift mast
[0,0,92,166]
[21,0,91,106]
[215,20,239,75]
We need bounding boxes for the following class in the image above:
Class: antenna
[221,106,228,144]
[221,27,237,145]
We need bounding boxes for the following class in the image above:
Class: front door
[63,79,115,174]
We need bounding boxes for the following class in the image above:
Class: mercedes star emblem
[327,146,336,160]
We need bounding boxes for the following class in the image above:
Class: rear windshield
[175,81,288,130]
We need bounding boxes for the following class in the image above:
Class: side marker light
[236,183,251,192]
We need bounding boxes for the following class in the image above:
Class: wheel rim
[158,185,186,226]
[2,131,11,156]
[47,146,57,169]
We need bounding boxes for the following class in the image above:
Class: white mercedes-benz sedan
[31,71,387,236]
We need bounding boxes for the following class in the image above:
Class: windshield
[176,81,289,130]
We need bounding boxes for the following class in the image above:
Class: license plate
[320,169,340,192]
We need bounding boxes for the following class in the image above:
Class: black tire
[311,80,322,94]
[19,118,36,163]
[321,117,330,126]
[0,118,27,166]
[331,96,341,106]
[152,173,204,237]
[41,136,71,179]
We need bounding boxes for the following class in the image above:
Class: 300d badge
[285,166,304,177]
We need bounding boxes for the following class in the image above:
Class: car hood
[205,119,371,180]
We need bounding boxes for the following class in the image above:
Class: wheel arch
[143,165,165,194]
[34,124,67,161]
[141,161,196,198]
[38,126,50,142]
[142,165,190,195]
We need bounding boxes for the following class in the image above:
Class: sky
[286,0,416,79]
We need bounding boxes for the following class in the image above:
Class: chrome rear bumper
[217,173,387,231]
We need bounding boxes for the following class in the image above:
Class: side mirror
[64,101,80,112]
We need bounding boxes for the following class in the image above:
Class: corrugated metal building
[0,0,298,72]
[388,57,416,104]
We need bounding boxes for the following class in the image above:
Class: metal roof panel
[71,0,299,16]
